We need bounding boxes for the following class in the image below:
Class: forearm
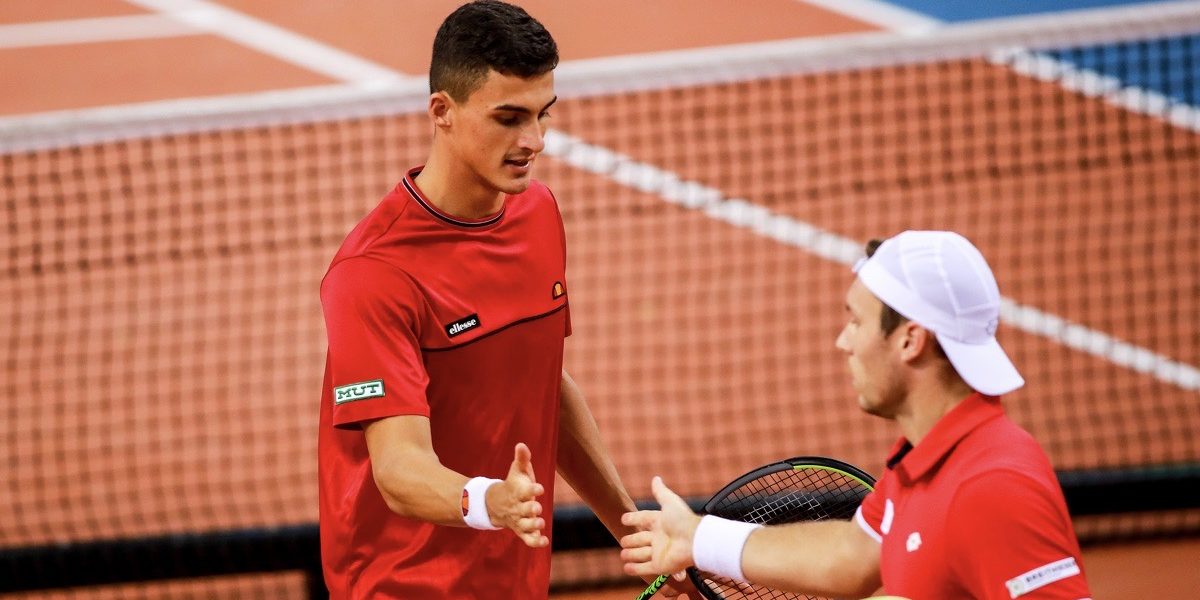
[364,415,471,527]
[556,370,636,538]
[372,448,472,526]
[741,520,880,597]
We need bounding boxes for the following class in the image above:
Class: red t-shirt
[855,394,1092,599]
[318,167,571,599]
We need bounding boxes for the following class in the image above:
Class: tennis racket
[635,456,875,600]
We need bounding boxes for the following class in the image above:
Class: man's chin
[496,176,531,195]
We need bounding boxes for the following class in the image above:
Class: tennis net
[3,3,1199,596]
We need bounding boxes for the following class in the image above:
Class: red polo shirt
[318,167,570,599]
[855,393,1091,599]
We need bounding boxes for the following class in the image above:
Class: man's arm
[621,476,881,598]
[555,369,637,538]
[741,517,882,596]
[364,414,549,547]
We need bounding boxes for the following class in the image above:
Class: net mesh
[3,7,1200,597]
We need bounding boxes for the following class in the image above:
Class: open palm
[620,476,702,578]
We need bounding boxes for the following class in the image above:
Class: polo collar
[402,166,506,229]
[885,392,1005,483]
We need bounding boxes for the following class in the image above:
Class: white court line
[0,15,201,49]
[797,0,940,35]
[993,48,1200,132]
[0,0,1194,391]
[123,0,415,88]
[541,128,1200,392]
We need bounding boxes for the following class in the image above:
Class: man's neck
[414,153,504,220]
[895,376,975,446]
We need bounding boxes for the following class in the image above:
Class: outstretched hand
[620,476,702,579]
[487,442,549,548]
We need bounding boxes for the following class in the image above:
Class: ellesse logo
[445,313,480,337]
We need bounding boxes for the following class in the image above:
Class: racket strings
[695,466,873,600]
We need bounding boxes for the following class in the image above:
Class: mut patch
[333,379,384,405]
[445,313,481,337]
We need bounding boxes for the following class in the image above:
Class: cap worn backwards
[852,230,1024,396]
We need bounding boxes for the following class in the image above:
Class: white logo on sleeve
[1005,557,1081,598]
[881,499,895,534]
[905,531,922,552]
[333,379,385,405]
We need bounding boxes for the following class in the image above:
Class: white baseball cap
[852,230,1024,396]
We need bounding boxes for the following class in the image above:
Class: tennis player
[620,231,1092,599]
[316,2,690,598]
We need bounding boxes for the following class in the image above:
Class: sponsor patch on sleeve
[333,379,385,405]
[1005,557,1081,598]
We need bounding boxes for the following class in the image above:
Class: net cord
[2,1,1200,153]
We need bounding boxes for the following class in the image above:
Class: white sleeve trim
[854,506,883,543]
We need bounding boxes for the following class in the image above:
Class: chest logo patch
[552,281,566,299]
[906,531,922,552]
[446,313,481,337]
[333,379,384,405]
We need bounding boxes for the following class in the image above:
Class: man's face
[835,279,905,418]
[443,69,556,196]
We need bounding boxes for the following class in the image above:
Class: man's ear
[429,91,453,129]
[897,322,934,362]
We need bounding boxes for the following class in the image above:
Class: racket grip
[635,574,670,599]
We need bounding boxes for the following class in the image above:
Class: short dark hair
[430,1,559,101]
[865,239,907,335]
[865,238,948,360]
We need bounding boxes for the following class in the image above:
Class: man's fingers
[623,561,659,578]
[619,530,653,549]
[651,476,682,508]
[621,509,660,529]
[619,546,653,563]
[516,516,545,532]
[521,500,542,518]
[512,482,543,501]
[512,442,536,481]
[520,531,549,548]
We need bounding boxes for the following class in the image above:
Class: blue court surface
[885,0,1174,23]
[888,0,1199,110]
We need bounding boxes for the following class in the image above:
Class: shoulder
[955,414,1054,476]
[331,183,416,259]
[321,256,421,313]
[950,468,1061,516]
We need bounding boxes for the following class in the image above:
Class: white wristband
[692,515,762,583]
[462,477,503,530]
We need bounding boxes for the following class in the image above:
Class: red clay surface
[0,0,142,24]
[0,35,335,115]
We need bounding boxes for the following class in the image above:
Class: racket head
[686,456,876,600]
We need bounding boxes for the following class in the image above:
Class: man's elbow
[371,470,406,516]
[370,458,426,518]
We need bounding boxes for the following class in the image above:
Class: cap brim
[935,334,1025,396]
